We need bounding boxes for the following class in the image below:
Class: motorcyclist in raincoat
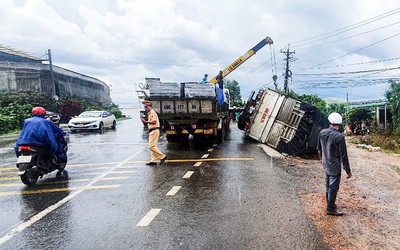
[14,107,67,170]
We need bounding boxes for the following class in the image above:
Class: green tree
[347,108,373,124]
[327,103,346,115]
[297,94,328,115]
[225,79,242,103]
[385,79,400,134]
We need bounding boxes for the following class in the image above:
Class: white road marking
[201,154,209,159]
[182,171,194,179]
[208,148,214,152]
[137,209,162,227]
[0,150,144,246]
[213,144,217,147]
[193,162,202,167]
[166,186,182,196]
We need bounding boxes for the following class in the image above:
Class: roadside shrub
[0,114,16,134]
[109,109,123,119]
[59,100,82,123]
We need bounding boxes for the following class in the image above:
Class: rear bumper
[166,128,215,135]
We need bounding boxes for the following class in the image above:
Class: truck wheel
[179,134,189,142]
[166,134,179,142]
[217,124,227,143]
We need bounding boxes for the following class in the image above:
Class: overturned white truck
[239,89,329,156]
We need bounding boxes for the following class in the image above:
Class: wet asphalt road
[0,109,329,250]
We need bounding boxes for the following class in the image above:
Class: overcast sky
[1,0,400,105]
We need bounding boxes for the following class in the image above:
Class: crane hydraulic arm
[209,36,273,84]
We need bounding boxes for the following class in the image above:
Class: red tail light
[19,145,32,151]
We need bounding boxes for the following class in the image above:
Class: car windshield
[78,111,102,118]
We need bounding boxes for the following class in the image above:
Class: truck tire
[179,134,189,142]
[217,124,227,143]
[166,134,179,142]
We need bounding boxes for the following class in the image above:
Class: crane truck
[137,36,274,143]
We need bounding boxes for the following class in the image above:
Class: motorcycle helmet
[328,112,342,125]
[32,107,46,116]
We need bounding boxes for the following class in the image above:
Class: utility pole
[346,93,349,126]
[47,49,58,100]
[281,45,295,95]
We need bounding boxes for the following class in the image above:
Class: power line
[292,7,400,45]
[312,31,400,67]
[293,57,400,71]
[295,21,400,50]
[295,65,400,76]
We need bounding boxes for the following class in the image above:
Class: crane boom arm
[209,36,273,84]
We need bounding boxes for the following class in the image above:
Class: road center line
[82,170,135,176]
[208,148,214,152]
[137,209,162,227]
[0,177,128,188]
[0,149,145,246]
[182,171,194,179]
[0,185,120,197]
[193,162,202,167]
[166,186,182,196]
[201,154,209,159]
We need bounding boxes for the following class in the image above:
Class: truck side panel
[247,90,282,141]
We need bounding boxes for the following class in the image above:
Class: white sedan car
[68,111,116,132]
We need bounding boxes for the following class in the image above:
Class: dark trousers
[325,174,341,211]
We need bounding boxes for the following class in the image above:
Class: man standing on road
[318,112,352,216]
[141,101,167,165]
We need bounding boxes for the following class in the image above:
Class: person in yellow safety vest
[141,101,167,165]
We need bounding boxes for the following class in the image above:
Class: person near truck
[317,112,352,216]
[141,101,167,165]
[201,74,208,84]
[217,70,224,89]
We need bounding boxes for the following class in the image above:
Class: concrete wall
[0,61,111,106]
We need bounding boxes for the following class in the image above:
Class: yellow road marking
[0,177,19,181]
[0,171,19,176]
[0,185,120,196]
[70,142,167,146]
[166,157,255,163]
[0,177,129,187]
[0,157,254,172]
[82,171,135,175]
[92,166,142,170]
[0,166,16,171]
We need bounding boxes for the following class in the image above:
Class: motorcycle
[16,145,68,186]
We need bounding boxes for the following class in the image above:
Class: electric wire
[292,7,400,45]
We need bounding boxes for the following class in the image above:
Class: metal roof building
[0,45,111,106]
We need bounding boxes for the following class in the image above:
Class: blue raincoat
[14,115,67,162]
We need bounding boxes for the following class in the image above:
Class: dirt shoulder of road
[286,136,400,250]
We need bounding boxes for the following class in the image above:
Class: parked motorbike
[16,145,68,185]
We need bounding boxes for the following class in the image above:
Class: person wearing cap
[14,107,67,171]
[201,74,208,84]
[141,101,167,165]
[317,112,352,216]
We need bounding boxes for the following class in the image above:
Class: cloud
[1,0,400,105]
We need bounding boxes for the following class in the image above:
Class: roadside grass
[348,134,400,154]
[117,116,131,121]
[0,129,21,137]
